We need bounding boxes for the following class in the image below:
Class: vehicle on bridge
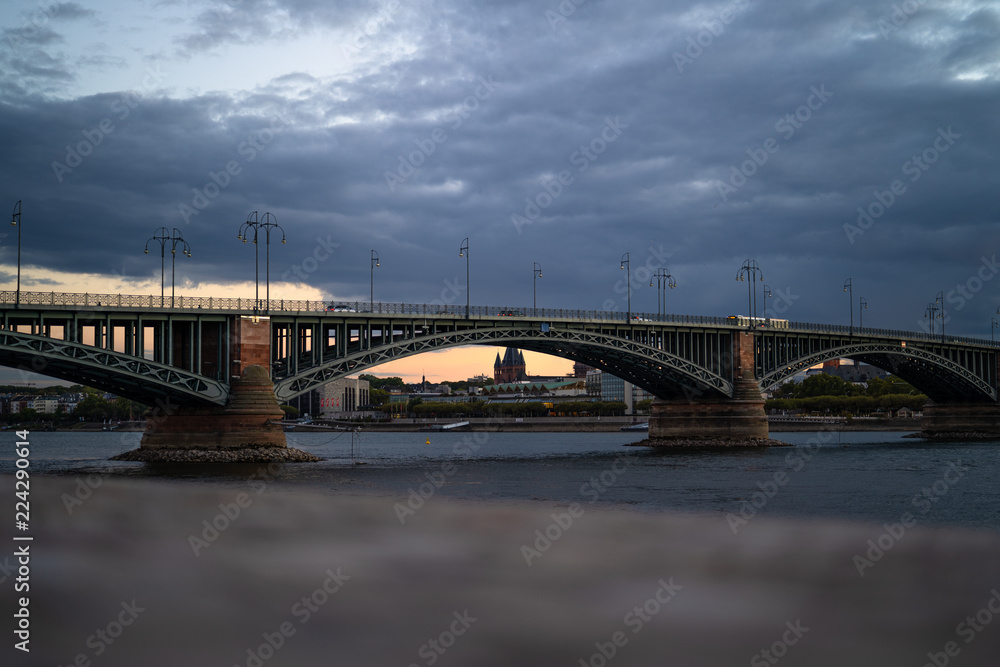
[326,303,357,312]
[727,316,789,329]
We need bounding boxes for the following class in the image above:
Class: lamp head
[144,248,149,254]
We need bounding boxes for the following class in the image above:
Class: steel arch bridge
[0,290,997,408]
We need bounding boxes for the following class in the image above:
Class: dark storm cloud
[1,0,999,338]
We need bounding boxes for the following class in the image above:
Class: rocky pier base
[644,374,779,447]
[915,401,1000,441]
[112,365,320,463]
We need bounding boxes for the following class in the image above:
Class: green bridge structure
[1,290,998,450]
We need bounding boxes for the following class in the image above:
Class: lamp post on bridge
[935,290,945,342]
[650,268,676,320]
[843,278,853,337]
[459,238,469,318]
[533,261,542,311]
[859,297,868,330]
[620,252,631,320]
[924,301,940,337]
[992,318,999,343]
[370,250,380,312]
[10,200,21,308]
[238,211,286,315]
[145,227,189,308]
[735,259,762,328]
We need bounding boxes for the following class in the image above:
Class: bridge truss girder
[273,326,734,402]
[0,330,228,407]
[759,341,996,402]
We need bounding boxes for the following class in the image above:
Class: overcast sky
[1,0,999,383]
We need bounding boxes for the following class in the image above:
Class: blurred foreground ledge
[4,475,1000,666]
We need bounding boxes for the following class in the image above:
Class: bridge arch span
[759,342,996,403]
[0,330,228,407]
[273,326,734,402]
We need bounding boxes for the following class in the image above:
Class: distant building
[573,361,594,378]
[494,347,528,384]
[586,369,602,397]
[318,377,370,417]
[600,372,654,415]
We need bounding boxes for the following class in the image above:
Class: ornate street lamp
[843,278,853,337]
[992,318,999,343]
[650,268,676,319]
[533,261,542,310]
[620,252,630,320]
[10,200,21,308]
[370,250,380,311]
[859,297,868,330]
[238,211,285,314]
[735,259,763,328]
[145,227,189,307]
[924,301,940,337]
[935,290,945,342]
[459,238,469,318]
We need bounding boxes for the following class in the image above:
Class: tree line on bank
[2,385,147,424]
[766,375,927,415]
[406,398,631,418]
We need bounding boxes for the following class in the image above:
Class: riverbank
[285,416,925,433]
[13,475,1000,665]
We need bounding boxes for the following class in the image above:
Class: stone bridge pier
[123,316,307,461]
[648,331,770,444]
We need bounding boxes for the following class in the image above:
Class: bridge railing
[0,290,730,325]
[786,320,1000,347]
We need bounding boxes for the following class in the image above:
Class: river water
[4,429,999,531]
